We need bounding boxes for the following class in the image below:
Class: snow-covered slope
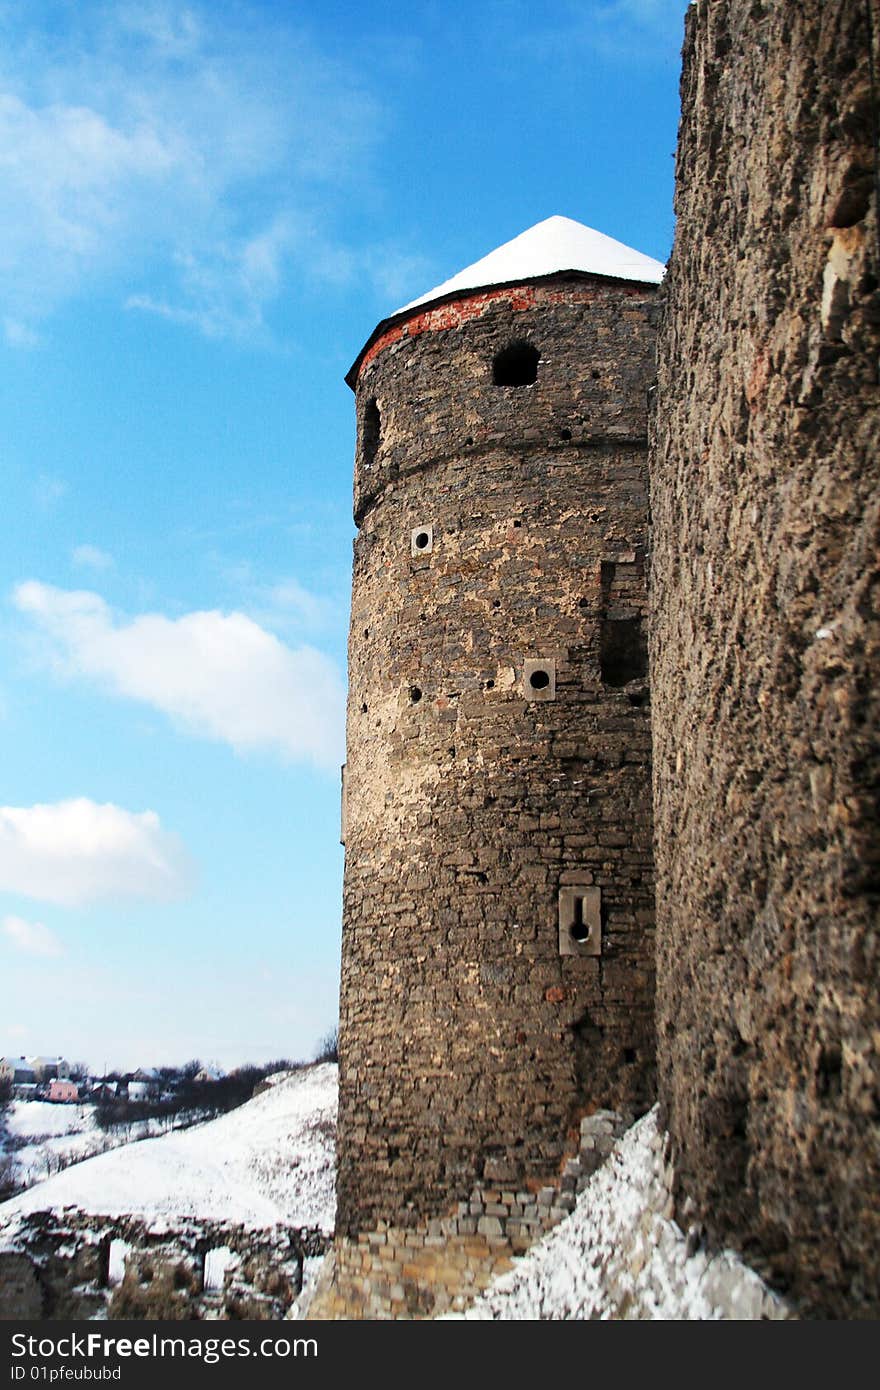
[0,1100,165,1189]
[0,1064,336,1234]
[455,1109,789,1320]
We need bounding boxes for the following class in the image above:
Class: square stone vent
[411,525,434,557]
[558,884,601,957]
[523,657,556,701]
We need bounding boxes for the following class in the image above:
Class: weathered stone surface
[338,275,659,1238]
[0,1252,43,1320]
[651,0,880,1319]
[306,1106,637,1317]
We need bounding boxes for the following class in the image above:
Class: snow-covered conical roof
[398,215,664,314]
[347,216,665,385]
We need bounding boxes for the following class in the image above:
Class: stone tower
[338,217,663,1244]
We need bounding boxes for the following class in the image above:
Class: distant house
[194,1066,225,1083]
[47,1079,79,1103]
[30,1056,70,1082]
[126,1081,154,1102]
[0,1057,36,1086]
[90,1082,117,1102]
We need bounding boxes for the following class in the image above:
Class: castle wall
[338,278,659,1237]
[651,0,880,1317]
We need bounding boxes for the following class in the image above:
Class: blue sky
[0,0,689,1072]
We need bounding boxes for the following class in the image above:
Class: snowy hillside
[0,1064,337,1234]
[1,1100,100,1188]
[0,1100,171,1190]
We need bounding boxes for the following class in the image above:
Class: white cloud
[123,220,303,342]
[13,580,345,768]
[4,317,40,348]
[34,475,67,509]
[2,914,63,957]
[0,799,193,907]
[0,2,384,337]
[72,544,114,572]
[265,578,341,634]
[507,0,688,64]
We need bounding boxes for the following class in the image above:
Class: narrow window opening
[493,342,539,387]
[558,884,601,956]
[409,686,422,703]
[362,398,380,470]
[570,896,590,943]
[601,617,648,687]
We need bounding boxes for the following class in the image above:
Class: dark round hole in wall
[409,686,422,703]
[492,599,501,608]
[578,598,590,609]
[361,703,368,714]
[570,921,590,944]
[493,342,540,387]
[485,679,495,690]
[464,435,474,446]
[512,519,522,529]
[559,428,572,441]
[414,531,430,550]
[591,369,601,379]
[529,669,551,690]
[363,628,369,638]
[627,688,648,706]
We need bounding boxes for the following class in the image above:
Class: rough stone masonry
[651,0,880,1318]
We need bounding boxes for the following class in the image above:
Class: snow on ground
[4,1100,95,1142]
[1,1101,108,1188]
[1,1101,193,1190]
[456,1108,788,1320]
[0,1064,336,1235]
